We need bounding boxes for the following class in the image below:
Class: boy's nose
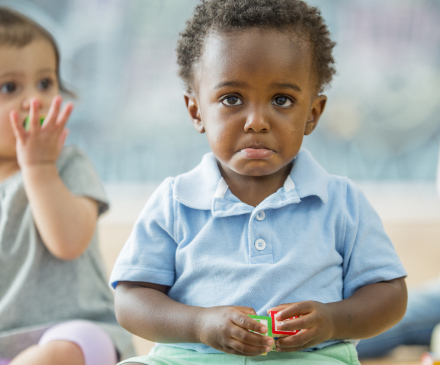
[244,109,270,133]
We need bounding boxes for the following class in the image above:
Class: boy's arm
[269,277,407,352]
[115,281,274,356]
[328,277,407,339]
[10,96,98,261]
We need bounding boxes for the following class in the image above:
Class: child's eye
[0,82,17,94]
[38,78,53,91]
[272,96,294,108]
[221,95,244,106]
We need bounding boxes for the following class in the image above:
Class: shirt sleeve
[341,180,407,299]
[57,146,109,215]
[109,178,177,289]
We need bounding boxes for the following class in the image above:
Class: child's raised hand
[196,305,274,356]
[268,301,335,352]
[9,96,73,167]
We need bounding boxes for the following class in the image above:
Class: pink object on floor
[0,359,11,365]
[38,320,118,365]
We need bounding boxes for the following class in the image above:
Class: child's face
[185,28,327,179]
[0,39,59,159]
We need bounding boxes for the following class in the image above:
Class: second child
[0,7,134,365]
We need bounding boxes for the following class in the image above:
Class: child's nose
[21,96,43,112]
[244,109,270,132]
[21,96,31,111]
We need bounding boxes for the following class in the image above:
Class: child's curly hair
[177,0,336,94]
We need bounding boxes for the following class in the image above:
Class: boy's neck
[219,162,292,207]
[0,157,20,182]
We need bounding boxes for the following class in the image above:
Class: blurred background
[1,0,439,182]
[1,0,439,363]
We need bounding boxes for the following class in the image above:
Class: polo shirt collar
[174,153,221,210]
[291,149,329,205]
[173,149,329,211]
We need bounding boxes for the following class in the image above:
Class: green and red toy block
[249,310,300,355]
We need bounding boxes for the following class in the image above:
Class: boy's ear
[183,92,204,134]
[304,95,327,135]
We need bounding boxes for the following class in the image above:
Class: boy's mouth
[241,144,274,159]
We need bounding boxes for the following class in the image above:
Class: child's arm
[268,277,407,352]
[10,96,98,261]
[115,281,274,356]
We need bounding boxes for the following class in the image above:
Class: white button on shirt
[256,210,265,221]
[255,239,266,250]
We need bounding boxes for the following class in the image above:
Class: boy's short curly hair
[177,0,336,94]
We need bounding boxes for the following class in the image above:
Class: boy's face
[0,39,59,158]
[185,28,327,179]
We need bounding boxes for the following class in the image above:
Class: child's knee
[38,320,118,365]
[41,340,84,364]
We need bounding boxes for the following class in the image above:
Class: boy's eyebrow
[213,81,302,93]
[214,81,248,90]
[270,82,302,93]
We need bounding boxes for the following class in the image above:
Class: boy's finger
[228,338,272,356]
[267,304,289,315]
[9,110,26,143]
[44,95,62,128]
[231,326,273,348]
[56,102,74,129]
[275,301,312,321]
[276,330,314,352]
[29,98,42,132]
[275,314,309,332]
[233,314,267,334]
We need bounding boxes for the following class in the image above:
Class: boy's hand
[196,306,274,356]
[268,301,335,352]
[9,96,73,167]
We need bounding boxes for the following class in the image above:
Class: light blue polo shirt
[110,149,407,353]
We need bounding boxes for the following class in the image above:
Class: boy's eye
[221,95,243,106]
[38,78,53,90]
[272,96,293,108]
[0,82,17,94]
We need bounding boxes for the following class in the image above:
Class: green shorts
[119,342,360,365]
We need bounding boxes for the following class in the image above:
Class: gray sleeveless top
[0,146,135,359]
